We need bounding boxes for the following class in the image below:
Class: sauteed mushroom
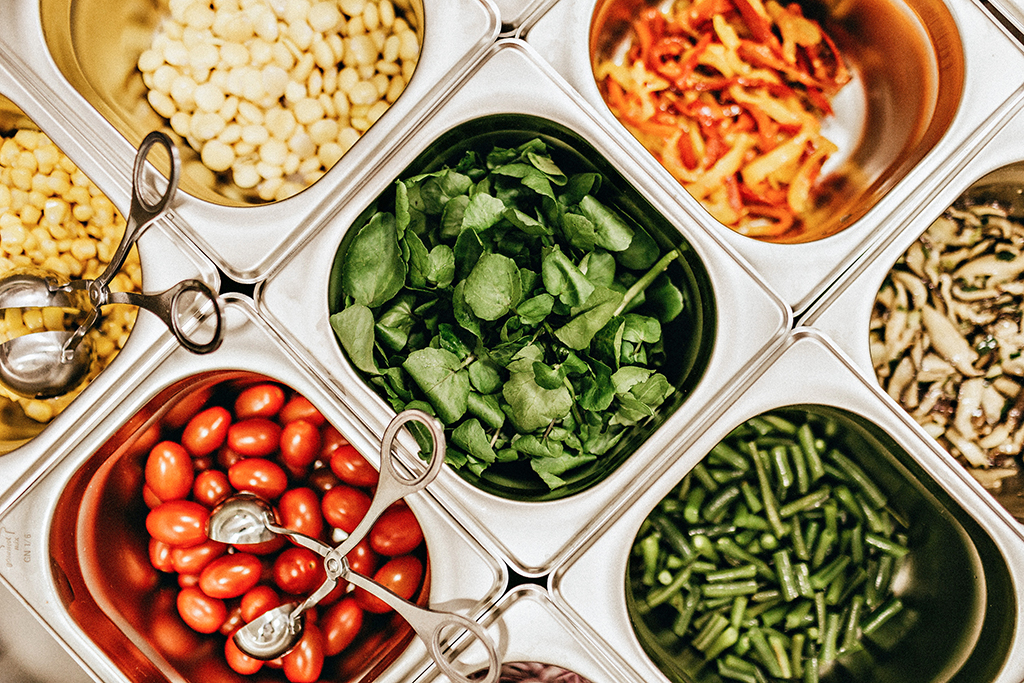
[872,201,1024,489]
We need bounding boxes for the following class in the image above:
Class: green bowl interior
[327,113,717,501]
[626,405,1015,683]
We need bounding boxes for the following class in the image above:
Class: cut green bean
[865,532,910,558]
[861,596,904,635]
[650,513,696,564]
[706,626,740,660]
[779,486,831,518]
[791,516,810,561]
[810,555,850,591]
[790,444,810,495]
[684,486,707,525]
[821,611,841,664]
[790,632,806,679]
[741,480,764,513]
[704,484,742,523]
[693,613,730,652]
[703,580,760,599]
[841,594,865,652]
[774,549,799,602]
[711,442,751,471]
[707,564,758,582]
[828,449,887,509]
[798,423,826,482]
[692,462,720,492]
[748,628,784,678]
[794,562,814,598]
[770,445,795,491]
[730,595,749,629]
[647,566,694,608]
[692,534,720,562]
[671,589,701,637]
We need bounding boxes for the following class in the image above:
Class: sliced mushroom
[921,304,981,376]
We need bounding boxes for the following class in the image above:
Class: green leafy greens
[330,138,689,491]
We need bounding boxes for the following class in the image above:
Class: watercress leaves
[330,137,689,491]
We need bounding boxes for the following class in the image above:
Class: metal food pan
[0,0,500,282]
[522,0,1024,314]
[492,0,559,35]
[413,584,634,683]
[801,102,1024,521]
[256,38,791,576]
[0,97,222,507]
[549,328,1024,683]
[0,295,507,683]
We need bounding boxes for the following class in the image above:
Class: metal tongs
[0,131,223,398]
[206,409,500,683]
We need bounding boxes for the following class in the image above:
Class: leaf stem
[613,248,680,317]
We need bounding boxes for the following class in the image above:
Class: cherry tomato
[345,537,379,577]
[278,487,324,539]
[308,466,341,494]
[355,555,423,614]
[228,418,282,458]
[219,603,244,636]
[142,484,163,509]
[279,394,325,426]
[370,505,424,556]
[280,419,321,471]
[328,442,379,488]
[164,386,213,429]
[225,629,264,675]
[193,469,232,508]
[145,441,194,502]
[177,586,227,634]
[146,500,210,548]
[182,406,231,457]
[234,383,286,420]
[321,484,371,533]
[171,538,228,575]
[322,597,364,656]
[240,584,282,623]
[149,538,174,573]
[282,622,324,683]
[232,535,286,556]
[228,458,288,500]
[199,552,263,599]
[320,424,348,459]
[273,547,324,595]
[178,573,200,588]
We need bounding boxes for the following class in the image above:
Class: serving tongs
[0,131,223,399]
[206,409,500,683]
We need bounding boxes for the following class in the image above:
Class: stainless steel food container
[522,0,1024,314]
[549,329,1024,683]
[0,0,501,282]
[257,39,791,576]
[802,101,1024,520]
[0,100,222,511]
[0,296,507,683]
[414,584,634,682]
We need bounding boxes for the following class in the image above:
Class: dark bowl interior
[48,371,428,683]
[327,113,717,501]
[626,405,1015,683]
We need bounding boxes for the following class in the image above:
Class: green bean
[790,632,806,679]
[692,462,719,492]
[763,414,799,433]
[650,513,696,563]
[791,516,810,561]
[814,592,827,642]
[647,566,694,608]
[850,523,865,565]
[790,445,810,495]
[741,480,763,513]
[704,484,742,523]
[798,423,825,482]
[861,596,904,635]
[707,564,758,582]
[751,443,786,537]
[770,445,795,491]
[692,534,720,562]
[864,532,910,558]
[821,611,841,664]
[639,533,661,586]
[706,626,740,660]
[778,486,831,518]
[834,485,864,521]
[703,580,760,599]
[828,449,887,509]
[729,596,749,630]
[717,538,776,580]
[711,441,751,471]
[747,416,777,436]
[794,562,814,598]
[717,659,758,683]
[810,555,850,591]
[768,632,793,679]
[774,549,799,602]
[803,648,820,683]
[748,627,784,678]
[785,599,814,630]
[693,613,730,652]
[684,486,707,525]
[671,589,700,636]
[841,594,865,652]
